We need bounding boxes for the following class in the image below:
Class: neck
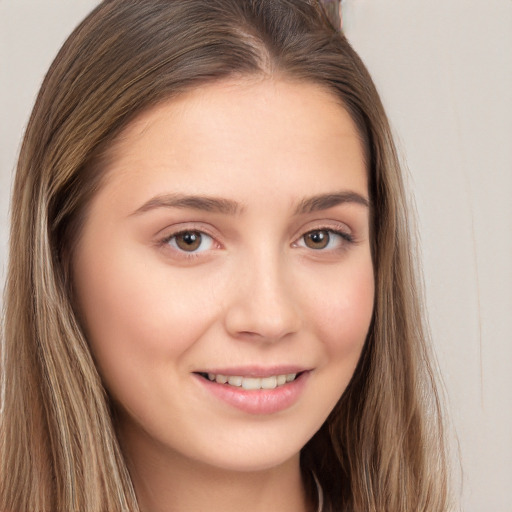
[119,422,312,512]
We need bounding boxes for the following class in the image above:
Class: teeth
[227,376,242,387]
[276,375,287,386]
[260,376,277,389]
[242,377,261,390]
[206,372,298,389]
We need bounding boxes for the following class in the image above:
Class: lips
[200,372,298,390]
[194,367,310,415]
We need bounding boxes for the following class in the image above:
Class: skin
[73,77,374,512]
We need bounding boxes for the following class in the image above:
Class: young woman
[0,1,451,510]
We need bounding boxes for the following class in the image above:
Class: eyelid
[166,231,215,253]
[156,222,221,242]
[154,220,356,260]
[156,223,223,257]
[291,220,355,251]
[295,229,353,248]
[293,220,352,240]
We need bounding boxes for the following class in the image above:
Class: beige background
[1,1,511,510]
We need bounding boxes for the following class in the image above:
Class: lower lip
[195,372,310,415]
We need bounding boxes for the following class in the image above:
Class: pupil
[182,232,198,245]
[306,230,329,249]
[176,231,201,251]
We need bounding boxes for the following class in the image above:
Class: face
[73,78,374,473]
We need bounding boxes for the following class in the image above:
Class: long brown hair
[1,1,451,510]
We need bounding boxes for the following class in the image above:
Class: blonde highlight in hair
[1,1,451,510]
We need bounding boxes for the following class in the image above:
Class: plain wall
[1,1,511,510]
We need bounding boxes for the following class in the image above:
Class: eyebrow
[132,193,242,216]
[294,191,370,215]
[131,190,369,217]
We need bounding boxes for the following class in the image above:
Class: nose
[224,251,302,342]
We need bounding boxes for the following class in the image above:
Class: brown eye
[174,231,203,252]
[303,230,330,250]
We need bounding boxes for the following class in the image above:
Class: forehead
[97,77,368,211]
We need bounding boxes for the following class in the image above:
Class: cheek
[306,257,374,366]
[72,240,219,395]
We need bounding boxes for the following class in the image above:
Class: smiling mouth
[196,372,301,390]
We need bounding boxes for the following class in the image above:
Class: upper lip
[194,365,310,378]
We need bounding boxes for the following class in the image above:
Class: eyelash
[296,227,354,250]
[158,225,354,259]
[159,229,217,260]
